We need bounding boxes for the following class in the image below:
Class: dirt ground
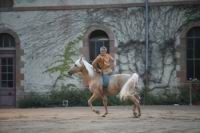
[0,105,200,133]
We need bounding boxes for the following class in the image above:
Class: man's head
[100,46,107,55]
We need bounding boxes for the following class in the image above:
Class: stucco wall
[14,0,141,7]
[14,0,198,7]
[13,0,196,7]
[1,4,200,94]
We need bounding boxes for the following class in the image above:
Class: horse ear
[80,55,84,64]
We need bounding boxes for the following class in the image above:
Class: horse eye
[74,64,77,67]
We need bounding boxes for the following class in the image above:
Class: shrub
[18,92,51,108]
[19,84,200,108]
[18,86,133,108]
[179,83,200,105]
[140,85,200,105]
[140,88,180,105]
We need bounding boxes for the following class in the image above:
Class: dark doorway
[89,30,110,62]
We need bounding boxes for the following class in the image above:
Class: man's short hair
[100,46,107,51]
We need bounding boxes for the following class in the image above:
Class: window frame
[89,30,110,62]
[0,0,13,8]
[0,33,16,89]
[186,27,200,80]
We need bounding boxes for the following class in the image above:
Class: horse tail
[119,73,139,101]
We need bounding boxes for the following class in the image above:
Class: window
[89,30,110,62]
[0,33,15,48]
[186,27,200,80]
[0,57,14,87]
[0,0,13,8]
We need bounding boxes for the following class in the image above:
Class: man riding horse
[92,46,114,96]
[68,46,141,117]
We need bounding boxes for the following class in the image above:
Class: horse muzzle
[68,71,73,76]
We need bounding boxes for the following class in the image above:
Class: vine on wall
[44,36,82,87]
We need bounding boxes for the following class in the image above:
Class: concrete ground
[0,105,200,133]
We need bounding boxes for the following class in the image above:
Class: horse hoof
[94,110,100,114]
[133,112,140,118]
[101,113,108,117]
[133,112,137,117]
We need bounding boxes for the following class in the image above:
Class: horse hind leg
[133,104,137,117]
[128,95,141,118]
[135,94,141,117]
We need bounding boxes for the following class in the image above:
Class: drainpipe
[144,0,149,105]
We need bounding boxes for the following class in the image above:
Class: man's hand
[96,68,102,74]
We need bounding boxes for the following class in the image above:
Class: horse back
[106,74,131,95]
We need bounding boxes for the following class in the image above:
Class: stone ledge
[1,0,200,12]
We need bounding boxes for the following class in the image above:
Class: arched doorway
[0,33,16,107]
[186,27,200,80]
[89,30,110,62]
[81,25,116,63]
[177,22,200,105]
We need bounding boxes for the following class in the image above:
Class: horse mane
[82,59,95,77]
[73,57,95,77]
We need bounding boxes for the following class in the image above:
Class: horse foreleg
[88,93,100,115]
[102,95,108,117]
[133,104,137,117]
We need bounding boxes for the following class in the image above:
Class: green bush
[178,86,190,105]
[18,85,130,108]
[19,84,200,108]
[140,85,200,105]
[140,88,181,105]
[179,84,200,105]
[18,92,52,108]
[108,96,132,106]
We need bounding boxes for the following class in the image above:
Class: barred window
[187,27,200,80]
[89,30,110,62]
[0,0,13,8]
[0,57,15,88]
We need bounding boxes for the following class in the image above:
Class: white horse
[68,57,141,117]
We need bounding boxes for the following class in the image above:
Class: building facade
[0,0,200,107]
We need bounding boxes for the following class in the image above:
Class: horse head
[68,56,94,77]
[68,56,85,76]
